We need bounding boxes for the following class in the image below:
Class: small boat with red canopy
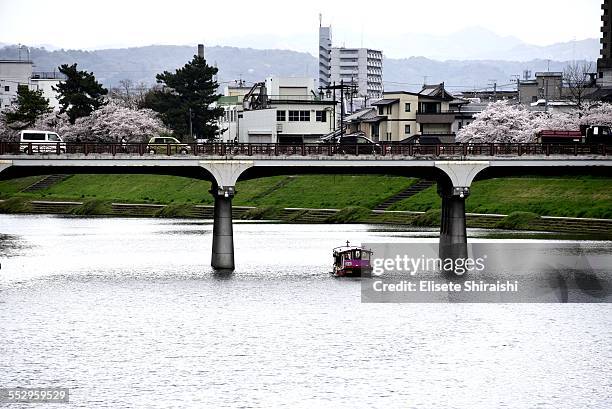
[332,241,373,277]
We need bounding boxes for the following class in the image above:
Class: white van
[20,130,66,154]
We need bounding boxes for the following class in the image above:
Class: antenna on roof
[319,13,322,28]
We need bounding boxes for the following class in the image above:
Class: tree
[110,79,148,109]
[58,100,169,143]
[53,63,108,124]
[4,85,52,129]
[563,61,596,110]
[457,101,579,143]
[143,55,223,140]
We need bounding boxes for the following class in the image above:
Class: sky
[0,0,604,58]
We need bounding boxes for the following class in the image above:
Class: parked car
[20,130,66,154]
[146,136,191,154]
[319,133,381,155]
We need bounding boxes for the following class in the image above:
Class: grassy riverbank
[387,176,612,219]
[0,174,417,209]
[1,174,611,219]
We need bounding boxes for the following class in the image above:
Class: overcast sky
[0,0,604,57]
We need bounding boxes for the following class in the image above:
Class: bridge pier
[211,186,236,271]
[438,183,469,264]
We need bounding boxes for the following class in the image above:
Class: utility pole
[488,79,497,101]
[319,80,354,139]
[350,75,354,114]
[189,107,193,141]
[544,79,549,112]
[340,79,345,138]
[511,74,520,104]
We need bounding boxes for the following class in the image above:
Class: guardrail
[1,142,611,157]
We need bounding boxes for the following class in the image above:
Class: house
[347,83,462,143]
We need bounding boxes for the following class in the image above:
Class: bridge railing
[0,142,610,157]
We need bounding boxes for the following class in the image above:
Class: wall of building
[30,79,61,110]
[265,77,317,99]
[0,61,33,109]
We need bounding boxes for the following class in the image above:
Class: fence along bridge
[1,141,612,271]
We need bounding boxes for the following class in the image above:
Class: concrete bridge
[1,142,611,270]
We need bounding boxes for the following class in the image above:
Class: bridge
[1,141,611,271]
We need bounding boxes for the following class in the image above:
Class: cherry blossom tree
[457,101,612,143]
[57,100,169,142]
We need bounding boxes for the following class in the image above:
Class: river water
[0,214,611,408]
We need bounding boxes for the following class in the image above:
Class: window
[47,133,60,141]
[405,103,411,112]
[4,86,8,92]
[277,110,286,121]
[532,96,538,103]
[386,106,392,115]
[600,72,604,79]
[316,110,326,122]
[404,124,411,134]
[288,110,300,121]
[378,106,384,115]
[299,110,310,122]
[386,132,392,140]
[22,133,45,141]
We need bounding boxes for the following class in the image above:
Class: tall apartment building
[318,22,332,89]
[597,0,612,86]
[318,18,383,101]
[329,47,383,100]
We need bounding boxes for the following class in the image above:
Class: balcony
[416,110,457,124]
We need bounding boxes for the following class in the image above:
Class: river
[0,214,611,408]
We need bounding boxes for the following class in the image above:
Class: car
[20,130,66,154]
[335,134,381,155]
[146,136,191,154]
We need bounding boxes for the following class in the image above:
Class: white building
[233,76,336,144]
[0,60,32,109]
[0,60,63,110]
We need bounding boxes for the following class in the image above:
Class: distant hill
[0,44,595,93]
[383,27,599,61]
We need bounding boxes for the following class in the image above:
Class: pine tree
[143,55,223,140]
[53,63,108,124]
[4,85,52,129]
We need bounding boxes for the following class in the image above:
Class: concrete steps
[374,179,435,211]
[29,200,82,214]
[191,205,252,219]
[110,203,165,216]
[21,175,70,192]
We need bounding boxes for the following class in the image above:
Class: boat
[331,241,373,277]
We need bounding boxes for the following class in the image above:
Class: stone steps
[374,179,436,211]
[110,203,165,216]
[29,200,82,214]
[21,175,70,192]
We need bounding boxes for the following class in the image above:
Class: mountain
[373,27,599,61]
[0,44,596,93]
